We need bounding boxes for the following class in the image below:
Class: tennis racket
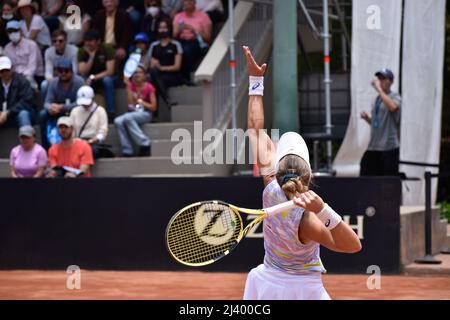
[166,199,296,267]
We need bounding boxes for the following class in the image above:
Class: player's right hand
[243,46,267,76]
[293,190,325,214]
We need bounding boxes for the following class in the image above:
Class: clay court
[0,271,449,300]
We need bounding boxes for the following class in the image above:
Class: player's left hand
[293,190,325,214]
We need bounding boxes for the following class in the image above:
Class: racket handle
[264,200,296,216]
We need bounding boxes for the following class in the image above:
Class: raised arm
[243,46,276,186]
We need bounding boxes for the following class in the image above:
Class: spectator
[0,56,35,129]
[173,0,212,81]
[195,0,224,26]
[119,0,145,32]
[360,68,402,176]
[47,116,94,178]
[10,125,47,178]
[161,0,182,19]
[40,0,64,33]
[17,0,52,50]
[39,58,84,149]
[92,0,132,64]
[114,64,157,157]
[58,0,92,46]
[140,0,170,43]
[3,19,44,90]
[78,29,116,118]
[70,85,109,159]
[148,19,183,106]
[41,29,78,99]
[0,0,18,48]
[124,32,152,85]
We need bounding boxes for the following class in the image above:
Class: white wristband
[249,76,264,96]
[316,204,342,230]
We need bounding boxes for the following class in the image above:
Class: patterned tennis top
[262,179,326,274]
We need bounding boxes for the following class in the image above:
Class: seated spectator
[123,32,152,86]
[195,0,224,26]
[0,56,35,129]
[70,85,110,159]
[10,125,47,178]
[173,0,212,81]
[119,0,144,32]
[41,29,78,99]
[17,0,52,50]
[92,0,132,66]
[47,116,94,178]
[0,0,18,48]
[58,0,92,46]
[3,19,44,90]
[40,0,64,33]
[114,64,157,157]
[140,0,170,43]
[148,19,184,106]
[78,29,116,118]
[39,58,84,149]
[161,0,182,19]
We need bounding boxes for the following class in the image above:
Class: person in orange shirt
[47,116,94,178]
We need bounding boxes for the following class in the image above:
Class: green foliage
[439,201,450,221]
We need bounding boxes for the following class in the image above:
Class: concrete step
[171,104,203,122]
[168,85,203,105]
[151,139,203,157]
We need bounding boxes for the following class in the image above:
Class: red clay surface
[0,271,449,300]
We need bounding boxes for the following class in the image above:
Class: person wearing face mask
[0,0,17,47]
[3,19,44,90]
[147,19,184,107]
[140,0,170,44]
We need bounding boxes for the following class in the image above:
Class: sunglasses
[52,38,65,44]
[56,68,71,73]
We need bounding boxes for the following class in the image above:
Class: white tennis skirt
[243,264,331,300]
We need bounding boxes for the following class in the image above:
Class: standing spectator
[17,0,52,50]
[0,56,35,129]
[0,0,18,48]
[10,125,47,178]
[78,29,116,118]
[3,19,44,90]
[140,0,170,43]
[161,0,182,19]
[47,116,94,178]
[70,85,109,159]
[114,64,157,157]
[41,0,64,33]
[148,19,183,106]
[39,58,84,149]
[173,0,212,81]
[58,0,92,46]
[92,0,132,66]
[41,29,78,99]
[360,68,402,176]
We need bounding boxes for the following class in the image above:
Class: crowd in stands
[1,0,227,178]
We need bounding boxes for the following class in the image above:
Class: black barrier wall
[0,177,401,273]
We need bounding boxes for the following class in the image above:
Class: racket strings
[167,202,242,265]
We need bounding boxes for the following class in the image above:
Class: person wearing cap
[47,116,94,178]
[0,56,36,129]
[39,57,84,149]
[78,28,117,118]
[41,29,78,98]
[9,125,47,178]
[123,32,152,86]
[140,0,170,43]
[147,19,184,106]
[360,68,402,176]
[69,85,109,159]
[17,0,52,49]
[114,64,157,157]
[3,19,44,90]
[242,46,361,300]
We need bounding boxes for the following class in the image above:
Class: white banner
[400,0,446,205]
[333,0,402,176]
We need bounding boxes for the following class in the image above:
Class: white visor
[275,132,310,171]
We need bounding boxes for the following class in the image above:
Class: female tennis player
[242,46,362,300]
